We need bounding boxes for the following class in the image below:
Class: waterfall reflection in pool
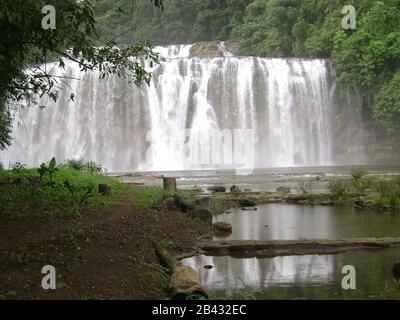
[182,249,400,299]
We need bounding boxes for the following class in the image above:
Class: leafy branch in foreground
[0,0,164,149]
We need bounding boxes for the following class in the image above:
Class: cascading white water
[1,43,368,172]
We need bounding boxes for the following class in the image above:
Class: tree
[0,0,164,150]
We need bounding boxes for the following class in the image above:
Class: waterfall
[1,43,368,172]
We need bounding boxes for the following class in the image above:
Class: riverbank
[1,164,399,300]
[0,167,210,299]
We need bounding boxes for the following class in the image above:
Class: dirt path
[0,195,210,300]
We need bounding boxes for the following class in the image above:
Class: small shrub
[298,181,313,194]
[63,159,106,175]
[329,180,351,204]
[64,180,94,217]
[351,177,374,194]
[372,196,392,209]
[36,157,59,183]
[230,185,241,194]
[11,162,27,173]
[210,198,224,215]
[351,167,368,180]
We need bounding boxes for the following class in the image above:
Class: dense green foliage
[95,0,400,138]
[63,158,107,175]
[94,0,252,45]
[329,176,400,209]
[0,0,163,150]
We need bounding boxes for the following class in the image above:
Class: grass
[210,198,224,215]
[8,245,32,264]
[130,187,191,211]
[0,164,131,219]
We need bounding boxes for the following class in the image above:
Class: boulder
[190,206,213,224]
[207,186,226,193]
[238,199,256,207]
[213,222,233,233]
[354,200,365,209]
[277,186,291,194]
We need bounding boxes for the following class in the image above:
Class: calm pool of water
[184,204,400,299]
[182,248,400,299]
[214,204,400,240]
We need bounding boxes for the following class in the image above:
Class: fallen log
[197,237,400,258]
[153,242,207,299]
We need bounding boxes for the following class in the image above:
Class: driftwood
[153,242,207,299]
[162,176,177,192]
[197,237,400,258]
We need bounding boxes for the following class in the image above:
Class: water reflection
[184,255,335,295]
[182,249,400,299]
[214,204,400,240]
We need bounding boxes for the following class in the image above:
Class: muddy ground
[0,195,210,300]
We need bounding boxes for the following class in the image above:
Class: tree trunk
[162,176,177,192]
[153,242,207,299]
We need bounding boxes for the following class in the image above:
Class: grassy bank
[0,162,210,299]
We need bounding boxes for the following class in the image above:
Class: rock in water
[207,186,226,193]
[213,222,233,233]
[170,265,206,299]
[238,199,256,207]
